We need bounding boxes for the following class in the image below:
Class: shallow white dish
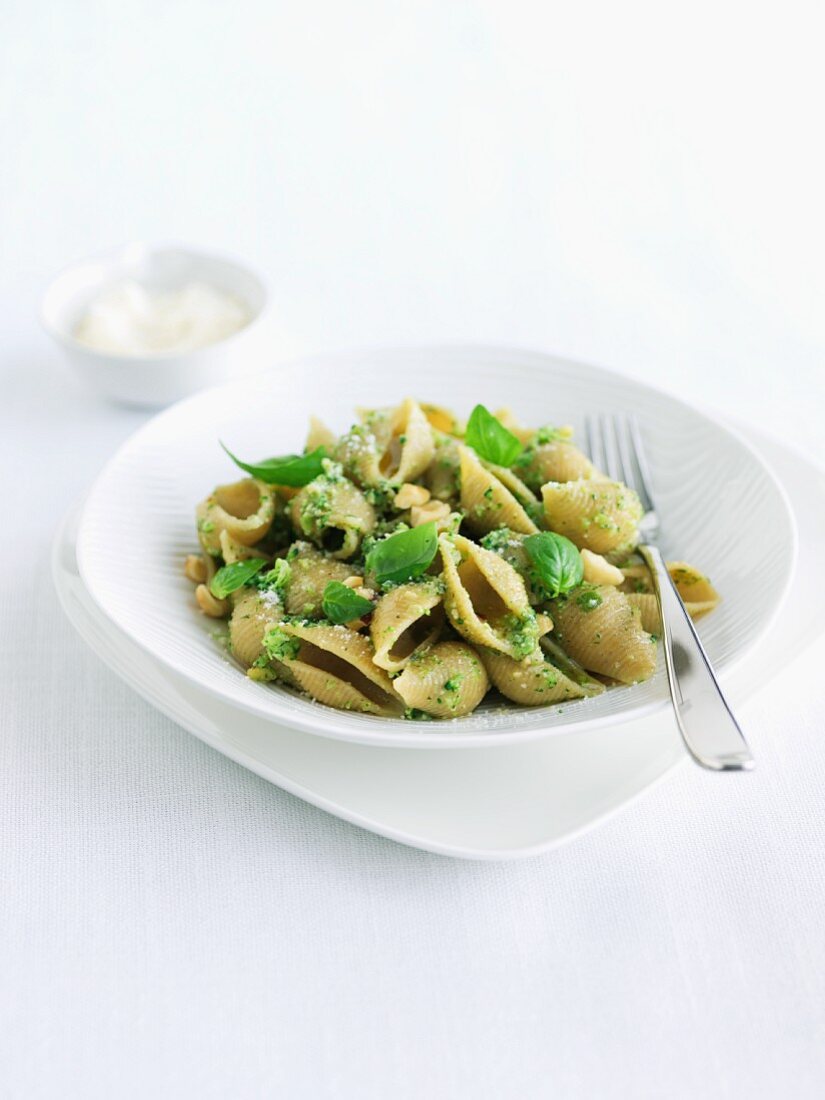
[41,242,270,408]
[55,427,824,858]
[76,347,796,748]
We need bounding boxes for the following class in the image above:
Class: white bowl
[75,345,796,749]
[41,243,269,408]
[53,422,825,855]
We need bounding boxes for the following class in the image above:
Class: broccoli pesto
[186,399,712,719]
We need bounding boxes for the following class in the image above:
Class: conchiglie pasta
[370,580,445,672]
[516,439,596,488]
[218,529,268,566]
[378,398,436,484]
[478,529,543,604]
[393,642,489,718]
[229,588,286,669]
[421,403,462,435]
[493,407,534,445]
[290,474,376,559]
[539,633,607,695]
[425,431,462,504]
[479,646,603,705]
[335,418,390,488]
[191,399,720,721]
[305,415,338,453]
[284,542,353,617]
[459,446,539,536]
[273,621,403,716]
[666,562,721,620]
[621,560,720,629]
[626,593,660,634]
[550,585,657,684]
[542,479,643,555]
[487,461,540,505]
[196,478,277,554]
[440,534,539,659]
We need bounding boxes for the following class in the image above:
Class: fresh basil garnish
[322,581,374,624]
[464,404,522,467]
[221,443,327,487]
[209,558,266,599]
[523,532,583,599]
[365,522,439,587]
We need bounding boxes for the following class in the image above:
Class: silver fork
[584,414,754,772]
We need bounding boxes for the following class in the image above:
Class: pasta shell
[335,416,390,488]
[421,403,462,435]
[277,621,403,716]
[479,646,603,705]
[425,431,462,504]
[666,562,721,620]
[542,479,642,555]
[229,588,286,669]
[290,475,376,559]
[459,446,539,537]
[284,541,353,617]
[626,593,660,634]
[620,560,720,622]
[370,580,445,672]
[618,557,652,594]
[550,585,657,684]
[305,415,338,453]
[477,528,546,605]
[393,642,489,718]
[379,398,436,484]
[493,407,534,445]
[539,633,607,695]
[218,529,269,566]
[440,534,539,659]
[196,478,277,554]
[515,440,596,488]
[580,548,624,586]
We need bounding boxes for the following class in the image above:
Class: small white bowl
[41,243,270,408]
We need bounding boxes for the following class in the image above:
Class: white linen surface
[2,3,825,1097]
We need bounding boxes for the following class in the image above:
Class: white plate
[76,347,796,748]
[55,427,824,858]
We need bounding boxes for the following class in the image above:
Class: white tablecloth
[3,3,825,1097]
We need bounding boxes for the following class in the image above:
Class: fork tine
[626,415,656,514]
[614,415,638,492]
[584,415,606,472]
[599,413,621,481]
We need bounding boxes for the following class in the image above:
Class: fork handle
[638,544,755,772]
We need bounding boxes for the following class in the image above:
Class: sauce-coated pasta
[185,400,718,720]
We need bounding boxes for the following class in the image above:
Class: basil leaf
[464,404,523,467]
[322,581,374,624]
[523,532,583,599]
[209,558,265,599]
[365,522,439,587]
[221,443,327,486]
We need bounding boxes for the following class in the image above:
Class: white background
[2,2,825,1098]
